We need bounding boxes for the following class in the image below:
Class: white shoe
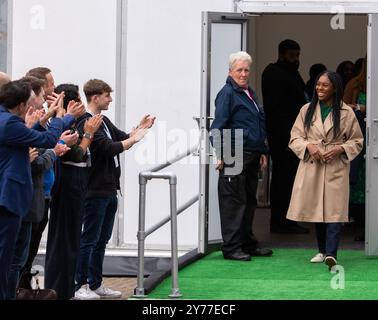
[93,285,122,299]
[310,253,325,263]
[74,284,100,300]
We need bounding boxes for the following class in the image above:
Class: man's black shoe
[270,224,309,234]
[247,248,273,257]
[223,250,251,261]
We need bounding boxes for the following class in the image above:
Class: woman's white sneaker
[310,253,325,263]
[74,284,100,300]
[93,285,122,299]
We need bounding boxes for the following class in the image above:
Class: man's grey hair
[229,51,252,71]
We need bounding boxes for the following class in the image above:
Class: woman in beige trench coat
[287,71,363,270]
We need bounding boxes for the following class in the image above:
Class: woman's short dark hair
[304,71,344,139]
[55,84,80,110]
[0,80,32,109]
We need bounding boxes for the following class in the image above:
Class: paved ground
[102,277,137,300]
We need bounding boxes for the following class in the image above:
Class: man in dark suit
[262,39,309,234]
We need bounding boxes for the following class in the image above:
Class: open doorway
[250,13,367,245]
[202,12,371,253]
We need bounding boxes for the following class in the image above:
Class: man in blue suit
[0,80,78,300]
[210,51,272,261]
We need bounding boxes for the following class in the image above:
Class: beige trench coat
[287,102,364,222]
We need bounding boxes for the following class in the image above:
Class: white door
[199,12,247,253]
[366,14,378,256]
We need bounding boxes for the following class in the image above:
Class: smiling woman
[287,70,364,271]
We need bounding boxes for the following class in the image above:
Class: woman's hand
[307,143,324,162]
[323,145,345,163]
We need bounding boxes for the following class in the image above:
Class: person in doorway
[261,39,309,234]
[305,64,327,101]
[74,79,155,299]
[287,71,363,270]
[210,51,272,262]
[336,60,355,89]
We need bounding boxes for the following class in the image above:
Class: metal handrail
[146,195,199,237]
[133,143,200,299]
[148,144,199,173]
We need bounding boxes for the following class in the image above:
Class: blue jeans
[0,207,22,300]
[7,221,32,299]
[315,223,342,258]
[75,196,118,291]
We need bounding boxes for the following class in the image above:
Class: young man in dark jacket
[74,79,155,299]
[210,51,272,262]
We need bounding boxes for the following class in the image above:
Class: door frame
[199,12,248,254]
[200,7,378,256]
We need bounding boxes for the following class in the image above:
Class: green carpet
[148,249,378,300]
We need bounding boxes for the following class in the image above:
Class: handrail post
[133,173,148,298]
[168,175,182,298]
[133,171,184,298]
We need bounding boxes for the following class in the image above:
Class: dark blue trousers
[0,207,22,300]
[315,223,342,258]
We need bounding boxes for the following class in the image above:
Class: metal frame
[133,142,199,298]
[237,0,378,14]
[114,0,128,247]
[6,0,11,74]
[134,172,182,299]
[199,12,247,254]
[202,6,378,256]
[0,0,12,74]
[366,14,378,256]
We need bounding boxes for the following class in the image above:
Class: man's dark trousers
[218,152,260,255]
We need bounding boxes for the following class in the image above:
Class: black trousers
[45,165,89,300]
[19,198,50,288]
[269,147,299,228]
[218,152,260,255]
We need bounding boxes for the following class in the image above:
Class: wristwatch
[83,132,93,140]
